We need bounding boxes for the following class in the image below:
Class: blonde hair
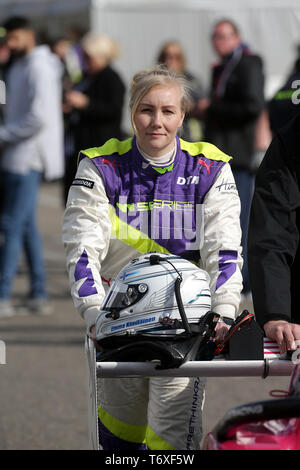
[130,65,191,128]
[81,33,120,64]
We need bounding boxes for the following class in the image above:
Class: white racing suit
[62,136,243,450]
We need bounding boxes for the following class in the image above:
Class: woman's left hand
[213,321,231,343]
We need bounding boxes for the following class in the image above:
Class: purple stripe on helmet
[74,249,98,297]
[216,250,238,290]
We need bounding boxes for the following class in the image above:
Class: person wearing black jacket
[198,19,265,297]
[268,47,300,133]
[248,115,300,354]
[63,33,125,203]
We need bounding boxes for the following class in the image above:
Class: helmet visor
[102,282,148,311]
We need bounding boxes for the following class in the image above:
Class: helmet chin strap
[149,254,192,336]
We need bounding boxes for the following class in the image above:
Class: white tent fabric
[92,0,300,11]
[0,1,91,43]
[90,0,300,131]
[0,0,91,17]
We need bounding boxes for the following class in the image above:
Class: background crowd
[0,15,299,318]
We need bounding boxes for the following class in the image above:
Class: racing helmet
[96,252,211,339]
[95,253,219,369]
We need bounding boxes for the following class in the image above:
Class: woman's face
[85,53,107,74]
[133,84,184,158]
[163,43,184,73]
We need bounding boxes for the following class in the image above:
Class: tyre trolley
[85,335,296,450]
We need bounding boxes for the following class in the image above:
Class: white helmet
[95,253,219,369]
[96,252,211,340]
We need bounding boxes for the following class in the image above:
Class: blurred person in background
[52,25,88,90]
[0,32,12,217]
[62,32,125,204]
[198,19,265,302]
[268,45,300,133]
[0,16,64,317]
[157,40,205,141]
[51,35,86,185]
[0,29,11,122]
[0,32,11,216]
[52,37,82,91]
[65,25,87,78]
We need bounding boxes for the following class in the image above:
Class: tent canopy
[0,1,91,39]
[92,0,300,11]
[0,0,91,17]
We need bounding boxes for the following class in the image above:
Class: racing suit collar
[132,135,181,175]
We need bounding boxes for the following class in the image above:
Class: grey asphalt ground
[0,181,290,450]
